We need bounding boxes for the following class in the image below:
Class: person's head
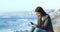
[35,6,47,17]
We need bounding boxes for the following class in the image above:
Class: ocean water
[0,11,38,32]
[0,18,37,32]
[0,17,38,32]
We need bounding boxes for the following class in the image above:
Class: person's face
[36,12,41,17]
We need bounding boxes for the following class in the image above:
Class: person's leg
[34,28,47,32]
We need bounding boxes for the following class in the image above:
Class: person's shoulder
[45,14,50,19]
[46,14,50,17]
[44,14,48,17]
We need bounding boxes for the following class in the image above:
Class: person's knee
[35,28,47,32]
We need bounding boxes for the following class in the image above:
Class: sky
[0,0,60,12]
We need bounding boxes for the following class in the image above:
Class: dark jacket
[37,15,54,32]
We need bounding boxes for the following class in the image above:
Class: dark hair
[35,6,47,16]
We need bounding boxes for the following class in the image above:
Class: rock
[49,9,60,32]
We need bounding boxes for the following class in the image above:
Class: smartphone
[30,22,34,25]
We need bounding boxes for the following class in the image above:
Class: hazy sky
[0,0,60,12]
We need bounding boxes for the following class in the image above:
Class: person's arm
[30,22,36,32]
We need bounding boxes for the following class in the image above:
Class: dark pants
[30,27,47,32]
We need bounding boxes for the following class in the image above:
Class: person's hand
[32,24,37,28]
